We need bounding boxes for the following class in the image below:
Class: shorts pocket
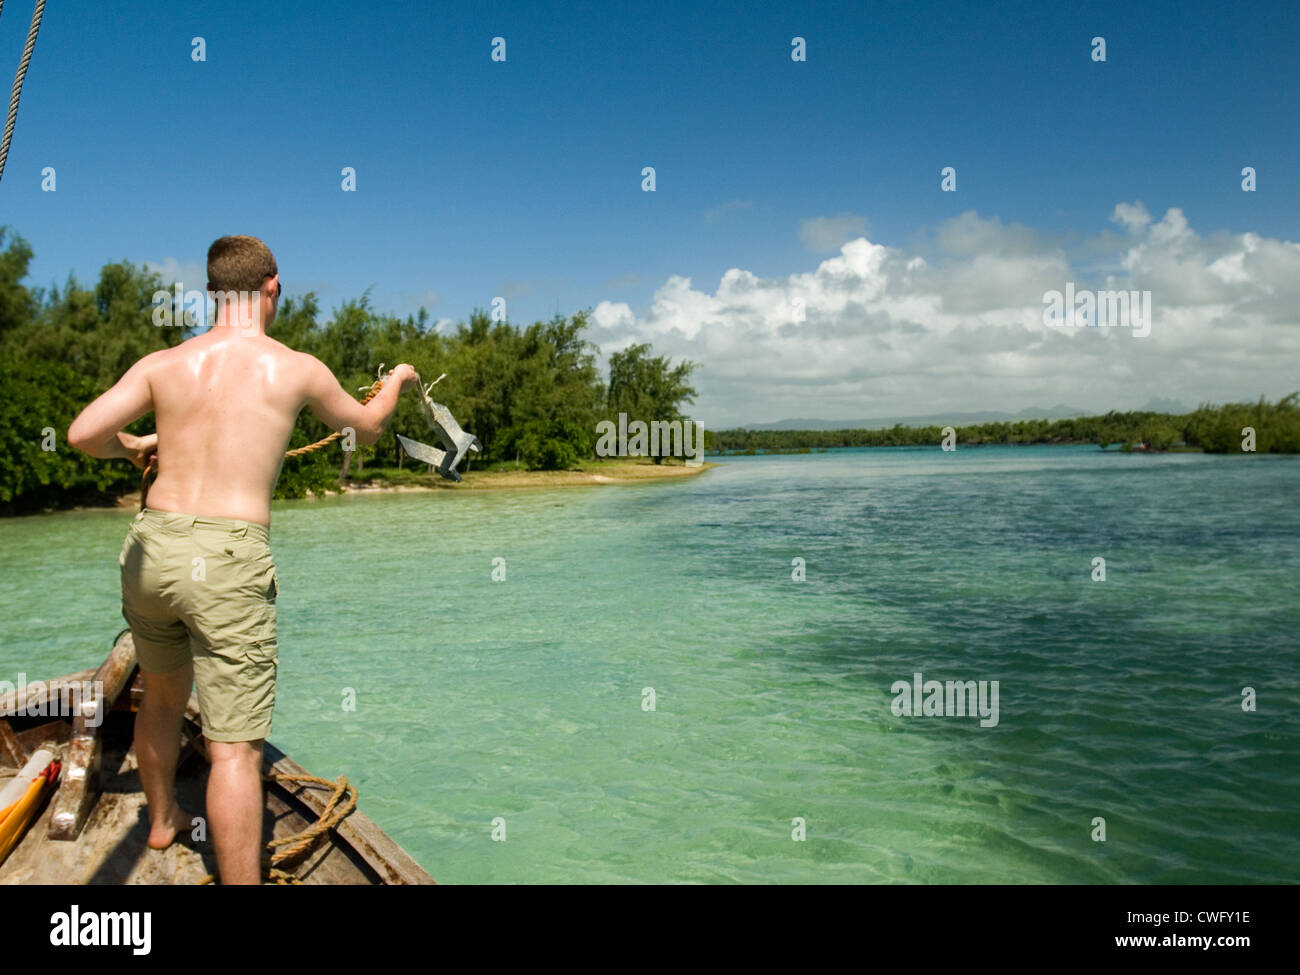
[194,533,267,565]
[241,636,279,666]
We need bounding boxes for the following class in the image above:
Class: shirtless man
[67,235,418,884]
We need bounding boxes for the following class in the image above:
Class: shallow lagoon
[2,445,1296,883]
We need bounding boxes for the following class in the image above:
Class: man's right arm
[301,357,418,445]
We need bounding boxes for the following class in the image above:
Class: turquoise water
[2,445,1297,883]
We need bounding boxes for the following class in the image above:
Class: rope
[0,0,47,184]
[284,378,384,457]
[197,771,358,885]
[140,374,385,509]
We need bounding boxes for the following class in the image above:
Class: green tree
[605,342,698,463]
[0,229,710,509]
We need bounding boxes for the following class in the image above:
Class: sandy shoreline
[89,459,718,511]
[316,459,718,496]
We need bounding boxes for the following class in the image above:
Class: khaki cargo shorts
[119,507,279,743]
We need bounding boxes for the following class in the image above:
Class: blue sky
[2,0,1297,426]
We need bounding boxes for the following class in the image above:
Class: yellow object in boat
[0,760,60,864]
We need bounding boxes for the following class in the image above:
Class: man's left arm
[67,354,159,468]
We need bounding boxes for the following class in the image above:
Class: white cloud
[936,210,1043,258]
[1111,202,1152,234]
[595,206,1300,427]
[591,300,635,331]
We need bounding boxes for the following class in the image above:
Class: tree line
[709,396,1300,453]
[0,228,698,513]
[3,226,1290,514]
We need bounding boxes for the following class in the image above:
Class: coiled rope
[197,771,358,885]
[0,0,47,184]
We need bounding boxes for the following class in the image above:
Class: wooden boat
[0,632,434,885]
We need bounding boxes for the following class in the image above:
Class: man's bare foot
[147,803,194,849]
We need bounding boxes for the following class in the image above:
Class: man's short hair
[207,235,277,295]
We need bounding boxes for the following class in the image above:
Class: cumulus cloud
[589,206,1300,427]
[799,213,869,252]
[935,210,1043,258]
[1111,202,1152,235]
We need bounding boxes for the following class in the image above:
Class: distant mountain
[739,404,1091,432]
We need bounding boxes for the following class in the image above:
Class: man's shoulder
[271,344,333,396]
[132,343,179,375]
[277,343,325,373]
[259,336,314,368]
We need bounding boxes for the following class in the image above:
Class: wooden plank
[47,735,100,840]
[0,719,27,768]
[14,720,72,757]
[49,636,137,842]
[0,668,97,717]
[76,635,136,735]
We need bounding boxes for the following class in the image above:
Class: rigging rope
[0,0,47,184]
[284,377,385,457]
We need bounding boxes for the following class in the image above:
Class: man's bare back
[136,328,415,524]
[145,330,319,524]
[68,280,417,525]
[66,238,418,884]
